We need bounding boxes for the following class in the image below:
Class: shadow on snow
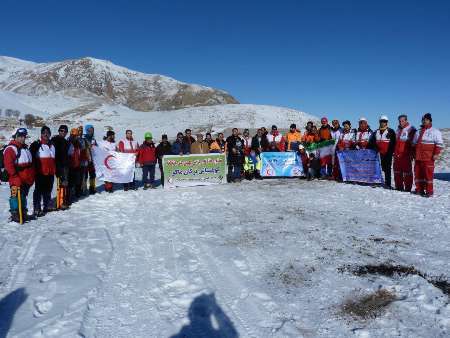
[0,288,28,338]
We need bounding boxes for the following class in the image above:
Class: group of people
[0,112,444,223]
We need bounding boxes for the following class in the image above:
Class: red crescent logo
[104,154,115,170]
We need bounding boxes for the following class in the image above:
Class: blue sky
[1,0,449,127]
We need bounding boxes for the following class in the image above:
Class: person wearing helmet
[3,128,35,222]
[29,126,56,217]
[369,115,396,188]
[117,129,139,191]
[355,117,373,150]
[412,113,444,197]
[394,115,416,192]
[137,132,157,189]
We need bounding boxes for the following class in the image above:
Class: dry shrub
[341,289,397,319]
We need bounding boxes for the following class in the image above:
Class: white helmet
[359,117,368,122]
[379,115,389,121]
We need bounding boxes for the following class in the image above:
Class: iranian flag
[306,139,336,166]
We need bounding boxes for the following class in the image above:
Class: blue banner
[260,152,305,177]
[337,149,383,184]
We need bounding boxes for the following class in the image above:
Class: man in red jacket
[3,128,35,222]
[393,115,416,192]
[412,113,444,197]
[137,132,157,189]
[30,126,56,216]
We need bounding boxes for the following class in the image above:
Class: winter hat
[321,117,328,124]
[379,115,389,122]
[144,132,153,139]
[161,134,168,140]
[41,126,51,135]
[422,113,432,122]
[15,128,28,137]
[70,128,79,136]
[298,144,305,150]
[85,124,94,133]
[58,125,68,132]
[342,120,351,126]
[359,117,368,122]
[106,130,115,137]
[290,123,297,129]
[271,125,278,130]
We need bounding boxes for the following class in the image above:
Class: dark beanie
[162,134,168,140]
[290,123,296,129]
[106,130,115,137]
[422,113,432,122]
[41,125,51,135]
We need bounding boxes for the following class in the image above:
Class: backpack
[0,144,21,182]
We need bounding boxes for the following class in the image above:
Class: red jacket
[412,124,444,161]
[137,141,157,165]
[118,138,139,154]
[3,140,35,187]
[30,138,56,176]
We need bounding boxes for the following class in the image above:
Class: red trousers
[414,160,435,195]
[393,156,413,191]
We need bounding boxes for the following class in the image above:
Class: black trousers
[380,155,393,187]
[33,174,54,211]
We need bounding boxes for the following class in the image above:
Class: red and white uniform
[355,129,372,149]
[412,125,444,195]
[266,132,286,151]
[331,128,342,142]
[242,136,252,156]
[118,138,139,154]
[374,129,394,156]
[3,140,35,187]
[393,123,416,191]
[337,129,355,151]
[35,142,56,176]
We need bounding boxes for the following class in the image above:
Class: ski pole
[17,187,23,224]
[56,177,60,209]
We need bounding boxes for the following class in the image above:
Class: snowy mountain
[0,56,238,111]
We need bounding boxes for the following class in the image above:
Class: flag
[92,147,136,183]
[305,139,336,166]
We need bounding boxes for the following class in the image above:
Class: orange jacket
[302,132,320,144]
[285,131,302,150]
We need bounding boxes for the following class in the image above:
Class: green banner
[162,154,227,188]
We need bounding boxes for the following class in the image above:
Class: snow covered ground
[0,175,449,337]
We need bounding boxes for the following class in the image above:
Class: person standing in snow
[318,118,332,142]
[83,124,98,195]
[3,128,35,223]
[242,129,253,156]
[334,120,356,180]
[355,117,373,150]
[183,129,196,148]
[156,134,172,186]
[171,132,190,155]
[393,115,416,192]
[205,133,214,148]
[266,125,286,151]
[210,133,226,153]
[29,126,56,217]
[243,149,262,180]
[51,125,70,209]
[251,128,269,154]
[137,132,157,189]
[302,121,320,145]
[317,117,333,178]
[226,128,244,182]
[412,113,444,197]
[370,115,396,188]
[67,128,83,202]
[117,129,139,191]
[330,120,343,141]
[100,130,117,193]
[190,134,210,154]
[285,124,302,152]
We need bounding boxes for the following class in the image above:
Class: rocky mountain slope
[0,56,238,111]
